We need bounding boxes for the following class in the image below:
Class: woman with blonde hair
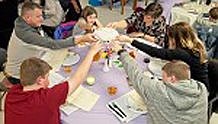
[168,22,207,64]
[116,22,209,90]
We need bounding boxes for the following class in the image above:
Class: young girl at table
[72,6,103,36]
[116,22,209,91]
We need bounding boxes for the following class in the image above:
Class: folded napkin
[67,86,100,111]
[107,89,147,123]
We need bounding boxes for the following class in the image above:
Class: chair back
[212,38,218,59]
[208,59,218,120]
[53,20,77,39]
[208,59,218,97]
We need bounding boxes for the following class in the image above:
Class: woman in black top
[117,22,209,91]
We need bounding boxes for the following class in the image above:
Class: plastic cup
[129,51,137,59]
[93,52,101,61]
[107,86,117,95]
[63,66,72,73]
[86,76,95,86]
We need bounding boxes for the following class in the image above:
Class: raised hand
[106,22,118,29]
[84,33,98,43]
[89,41,103,56]
[115,35,132,43]
[110,41,123,53]
[128,32,144,38]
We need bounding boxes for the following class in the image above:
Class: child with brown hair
[72,6,102,36]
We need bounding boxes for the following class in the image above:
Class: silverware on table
[108,103,124,118]
[112,102,127,117]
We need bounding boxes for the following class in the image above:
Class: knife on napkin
[107,103,124,119]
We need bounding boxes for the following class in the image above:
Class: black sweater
[131,40,209,90]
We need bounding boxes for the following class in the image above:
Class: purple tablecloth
[60,46,149,124]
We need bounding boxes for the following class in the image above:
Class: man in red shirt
[5,43,102,123]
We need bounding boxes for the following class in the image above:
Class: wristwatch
[117,49,127,56]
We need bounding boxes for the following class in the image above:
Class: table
[60,46,149,124]
[171,7,199,26]
[171,3,211,26]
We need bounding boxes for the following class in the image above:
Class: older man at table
[5,41,102,124]
[114,45,208,123]
[5,2,97,84]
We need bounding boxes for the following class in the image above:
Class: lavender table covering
[60,46,149,124]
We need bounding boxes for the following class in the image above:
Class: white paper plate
[148,58,167,77]
[62,53,80,66]
[93,27,119,41]
[125,91,147,114]
[126,97,147,114]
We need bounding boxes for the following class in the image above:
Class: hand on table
[75,33,98,45]
[128,32,144,38]
[143,34,155,43]
[115,35,133,43]
[110,41,123,53]
[85,33,98,42]
[89,41,103,56]
[106,22,118,29]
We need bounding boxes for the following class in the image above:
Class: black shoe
[112,0,120,3]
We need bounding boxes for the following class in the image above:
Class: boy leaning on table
[112,42,208,124]
[5,42,102,124]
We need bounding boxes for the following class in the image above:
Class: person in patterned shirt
[107,2,167,47]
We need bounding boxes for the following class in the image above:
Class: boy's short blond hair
[162,61,190,80]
